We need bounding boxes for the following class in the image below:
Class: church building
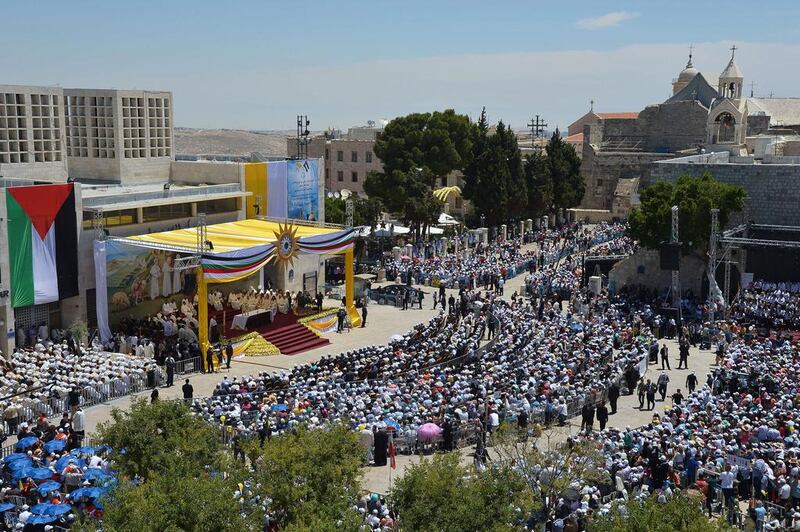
[574,46,800,214]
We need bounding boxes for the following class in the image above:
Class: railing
[174,356,202,375]
[2,370,165,437]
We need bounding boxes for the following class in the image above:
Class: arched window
[715,112,736,143]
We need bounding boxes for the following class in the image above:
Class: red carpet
[262,323,330,355]
[209,306,329,355]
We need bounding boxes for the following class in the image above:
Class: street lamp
[480,214,485,228]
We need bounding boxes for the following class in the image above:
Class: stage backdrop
[6,184,78,308]
[97,239,259,332]
[245,159,322,221]
[286,159,320,221]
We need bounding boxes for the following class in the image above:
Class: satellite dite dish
[327,191,334,198]
[334,191,341,198]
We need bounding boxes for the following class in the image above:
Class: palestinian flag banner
[6,184,79,308]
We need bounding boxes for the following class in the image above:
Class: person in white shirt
[720,463,736,518]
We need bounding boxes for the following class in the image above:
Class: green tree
[463,114,528,226]
[95,399,228,481]
[364,110,475,234]
[627,173,746,254]
[243,424,363,529]
[490,426,607,525]
[587,492,735,532]
[523,151,554,218]
[325,196,345,224]
[545,130,584,212]
[73,469,260,532]
[325,196,384,228]
[389,453,528,532]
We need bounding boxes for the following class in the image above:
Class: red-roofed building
[567,111,639,138]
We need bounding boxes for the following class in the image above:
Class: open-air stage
[95,218,362,364]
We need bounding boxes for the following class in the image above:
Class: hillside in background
[174,128,291,157]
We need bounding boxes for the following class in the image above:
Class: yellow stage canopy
[124,218,343,254]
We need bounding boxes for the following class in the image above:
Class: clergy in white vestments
[162,257,172,297]
[149,261,161,300]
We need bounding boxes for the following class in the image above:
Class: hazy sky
[2,1,799,131]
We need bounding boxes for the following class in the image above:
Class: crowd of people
[1,342,162,438]
[731,281,800,330]
[0,420,116,529]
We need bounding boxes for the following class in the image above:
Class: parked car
[368,284,423,306]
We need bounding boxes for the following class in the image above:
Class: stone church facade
[575,48,800,212]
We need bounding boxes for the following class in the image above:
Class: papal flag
[6,184,79,308]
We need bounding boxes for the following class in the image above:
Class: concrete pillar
[518,221,525,237]
[392,246,401,260]
[525,219,533,232]
[500,224,507,242]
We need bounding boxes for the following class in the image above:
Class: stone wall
[747,114,771,136]
[580,146,673,210]
[639,101,708,153]
[649,157,800,225]
[609,249,706,296]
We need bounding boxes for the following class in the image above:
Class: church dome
[677,61,698,83]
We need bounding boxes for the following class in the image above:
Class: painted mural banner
[6,184,78,308]
[286,159,320,221]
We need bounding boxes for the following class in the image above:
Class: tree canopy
[364,110,475,235]
[543,130,584,212]
[243,424,364,530]
[587,492,735,532]
[389,452,528,532]
[77,469,260,532]
[462,111,527,226]
[324,195,384,229]
[95,398,228,481]
[627,173,746,253]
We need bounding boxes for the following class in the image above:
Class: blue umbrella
[8,458,32,471]
[271,404,288,412]
[15,436,39,450]
[383,418,400,430]
[43,439,67,454]
[70,486,104,500]
[27,514,56,524]
[25,467,54,480]
[0,502,15,512]
[83,468,109,481]
[55,456,85,472]
[31,503,72,516]
[36,480,61,495]
[70,447,96,456]
[2,452,29,463]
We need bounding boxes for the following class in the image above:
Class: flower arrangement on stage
[297,307,338,324]
[230,331,281,357]
[298,308,339,334]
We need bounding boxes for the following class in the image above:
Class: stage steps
[262,323,329,355]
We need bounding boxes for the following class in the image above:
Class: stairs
[262,323,329,355]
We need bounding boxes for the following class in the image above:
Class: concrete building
[288,124,383,196]
[0,85,174,183]
[64,88,173,182]
[0,85,68,181]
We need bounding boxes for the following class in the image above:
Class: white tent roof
[437,212,460,226]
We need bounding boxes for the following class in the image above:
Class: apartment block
[0,85,68,180]
[64,88,173,183]
[0,85,174,184]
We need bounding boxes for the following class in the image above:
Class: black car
[368,284,423,305]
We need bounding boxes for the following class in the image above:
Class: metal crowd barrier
[2,369,165,437]
[175,357,201,375]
